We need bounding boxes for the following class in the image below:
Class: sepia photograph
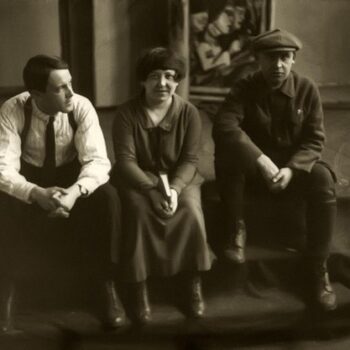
[1,0,350,349]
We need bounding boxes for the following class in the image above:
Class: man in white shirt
[0,55,125,331]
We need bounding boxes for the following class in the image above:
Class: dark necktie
[43,116,56,185]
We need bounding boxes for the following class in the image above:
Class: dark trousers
[215,161,337,260]
[0,160,120,282]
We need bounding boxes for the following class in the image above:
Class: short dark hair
[136,47,186,82]
[23,55,69,92]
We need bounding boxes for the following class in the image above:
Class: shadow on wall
[93,0,170,108]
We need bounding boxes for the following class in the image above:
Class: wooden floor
[2,257,350,349]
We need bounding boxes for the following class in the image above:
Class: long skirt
[118,183,215,282]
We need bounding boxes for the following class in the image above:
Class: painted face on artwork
[35,69,74,114]
[142,69,179,105]
[257,50,295,89]
[208,5,234,37]
[191,11,209,33]
[232,6,246,30]
[207,4,246,37]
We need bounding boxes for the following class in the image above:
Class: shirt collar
[139,94,179,131]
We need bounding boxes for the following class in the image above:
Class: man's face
[191,11,209,33]
[257,50,295,89]
[37,69,74,114]
[141,69,179,105]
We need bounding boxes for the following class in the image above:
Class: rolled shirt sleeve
[72,97,111,195]
[0,95,38,203]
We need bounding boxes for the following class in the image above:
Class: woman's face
[142,69,179,105]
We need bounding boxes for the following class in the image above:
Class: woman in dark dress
[111,47,214,324]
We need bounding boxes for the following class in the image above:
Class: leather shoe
[188,275,205,318]
[223,219,246,264]
[133,281,152,324]
[310,260,337,311]
[0,280,17,333]
[100,280,126,329]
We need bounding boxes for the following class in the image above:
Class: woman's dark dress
[112,94,214,282]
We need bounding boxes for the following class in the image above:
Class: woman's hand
[148,189,173,219]
[168,188,178,215]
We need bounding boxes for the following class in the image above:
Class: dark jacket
[213,70,325,172]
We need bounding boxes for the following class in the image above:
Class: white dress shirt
[0,92,111,203]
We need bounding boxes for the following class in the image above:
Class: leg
[215,162,249,263]
[174,186,212,318]
[292,163,337,311]
[0,278,16,333]
[304,164,337,261]
[305,163,337,311]
[0,192,34,333]
[177,271,205,319]
[70,183,126,328]
[128,281,152,325]
[117,188,154,324]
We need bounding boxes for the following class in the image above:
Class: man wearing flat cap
[213,28,337,311]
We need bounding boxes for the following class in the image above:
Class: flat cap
[251,28,302,52]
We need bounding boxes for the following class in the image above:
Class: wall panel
[274,0,350,86]
[0,0,60,89]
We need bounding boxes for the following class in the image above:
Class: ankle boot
[100,280,126,329]
[0,281,16,333]
[223,219,246,264]
[188,275,205,318]
[309,260,337,311]
[132,281,151,324]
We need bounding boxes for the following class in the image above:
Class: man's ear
[253,52,262,66]
[29,89,43,99]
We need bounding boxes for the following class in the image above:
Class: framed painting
[188,0,273,102]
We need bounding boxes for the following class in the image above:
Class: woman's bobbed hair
[136,47,186,82]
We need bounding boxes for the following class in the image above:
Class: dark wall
[274,0,350,86]
[60,0,94,101]
[0,0,60,89]
[93,0,169,107]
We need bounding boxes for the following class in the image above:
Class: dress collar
[139,94,179,131]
